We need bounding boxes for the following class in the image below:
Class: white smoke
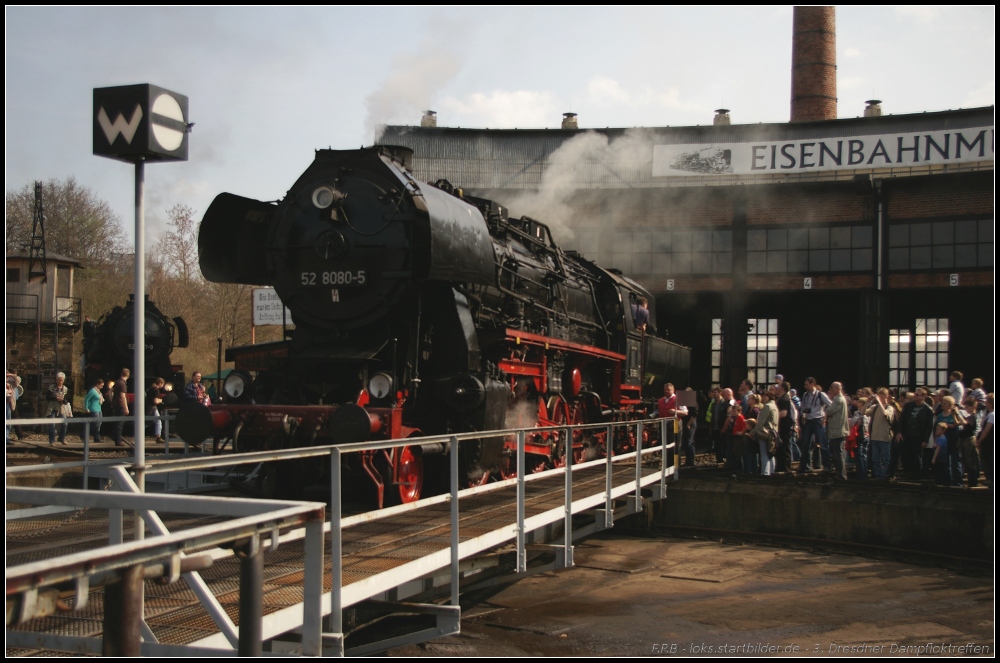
[505,397,540,430]
[364,23,464,142]
[499,129,654,245]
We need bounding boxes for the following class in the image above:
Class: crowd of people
[5,368,214,447]
[675,371,993,488]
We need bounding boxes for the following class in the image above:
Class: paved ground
[390,533,994,657]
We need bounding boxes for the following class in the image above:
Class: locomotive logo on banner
[93,84,190,162]
[652,126,994,177]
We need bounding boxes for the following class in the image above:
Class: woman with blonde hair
[935,394,965,486]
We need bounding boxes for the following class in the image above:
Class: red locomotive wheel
[394,445,424,504]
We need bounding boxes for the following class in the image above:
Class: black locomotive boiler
[181,146,689,505]
[83,295,189,399]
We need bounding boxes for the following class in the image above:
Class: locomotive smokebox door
[93,84,189,162]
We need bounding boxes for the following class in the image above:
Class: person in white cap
[46,371,72,445]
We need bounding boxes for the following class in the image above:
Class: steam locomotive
[83,295,189,399]
[179,146,689,505]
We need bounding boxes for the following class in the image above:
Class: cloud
[585,75,700,114]
[893,6,941,23]
[962,80,995,108]
[586,76,633,105]
[844,47,863,58]
[657,88,698,112]
[838,76,869,91]
[439,90,561,128]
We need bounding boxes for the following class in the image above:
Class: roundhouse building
[378,103,993,394]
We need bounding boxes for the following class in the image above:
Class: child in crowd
[730,403,749,474]
[932,422,950,485]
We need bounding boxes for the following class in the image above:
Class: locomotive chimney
[864,99,883,117]
[561,112,578,130]
[713,109,731,126]
[420,110,437,127]
[790,6,837,122]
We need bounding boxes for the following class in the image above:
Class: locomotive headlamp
[311,186,347,210]
[368,372,394,399]
[223,370,254,403]
[312,186,336,209]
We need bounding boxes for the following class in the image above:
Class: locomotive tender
[182,146,689,505]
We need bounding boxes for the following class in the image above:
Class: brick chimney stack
[790,6,837,122]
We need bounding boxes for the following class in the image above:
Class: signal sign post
[93,84,190,535]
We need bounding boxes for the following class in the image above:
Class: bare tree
[154,204,200,285]
[5,178,128,267]
[207,281,254,349]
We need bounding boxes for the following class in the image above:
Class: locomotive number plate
[300,270,367,286]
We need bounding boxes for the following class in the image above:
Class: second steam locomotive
[180,146,689,505]
[83,295,189,398]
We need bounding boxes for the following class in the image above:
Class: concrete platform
[389,533,994,657]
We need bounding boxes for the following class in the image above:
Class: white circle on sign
[151,94,184,151]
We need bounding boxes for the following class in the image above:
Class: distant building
[6,250,83,406]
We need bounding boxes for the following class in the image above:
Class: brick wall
[747,184,866,225]
[886,172,994,219]
[644,276,734,292]
[747,274,872,291]
[610,188,735,228]
[888,271,994,289]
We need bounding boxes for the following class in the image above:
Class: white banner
[252,287,291,326]
[652,126,994,177]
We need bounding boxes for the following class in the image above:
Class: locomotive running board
[505,328,627,361]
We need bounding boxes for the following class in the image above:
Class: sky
[5,6,995,243]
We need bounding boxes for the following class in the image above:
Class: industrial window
[888,328,911,393]
[913,318,949,391]
[635,229,732,277]
[888,219,993,271]
[746,318,778,386]
[583,228,733,278]
[7,267,20,283]
[747,225,872,274]
[711,318,723,388]
[889,319,950,393]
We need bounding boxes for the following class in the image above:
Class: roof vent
[713,109,731,126]
[561,112,578,129]
[863,100,883,117]
[420,110,437,127]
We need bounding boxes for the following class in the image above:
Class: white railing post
[302,517,323,656]
[516,429,526,573]
[450,436,460,606]
[329,447,343,653]
[82,420,91,489]
[562,426,573,568]
[660,417,668,498]
[634,420,643,511]
[604,424,614,529]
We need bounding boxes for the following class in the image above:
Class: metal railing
[5,414,680,655]
[6,474,326,656]
[5,413,199,491]
[55,296,82,326]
